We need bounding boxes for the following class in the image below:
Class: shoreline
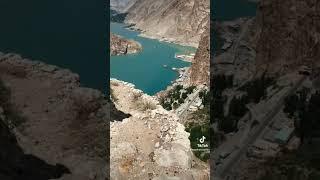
[111,22,194,97]
[120,22,199,48]
[138,33,199,48]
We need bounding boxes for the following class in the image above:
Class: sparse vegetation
[284,88,320,144]
[213,73,275,133]
[239,74,275,103]
[138,100,157,111]
[186,122,210,162]
[186,90,211,161]
[192,90,210,123]
[160,85,196,110]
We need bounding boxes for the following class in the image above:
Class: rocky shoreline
[138,32,199,48]
[110,33,142,56]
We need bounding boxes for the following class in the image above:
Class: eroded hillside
[125,0,209,47]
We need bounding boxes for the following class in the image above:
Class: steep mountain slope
[125,0,209,47]
[255,0,320,76]
[110,0,137,13]
[189,20,210,85]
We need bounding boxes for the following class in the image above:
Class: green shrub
[187,123,210,162]
[139,100,157,111]
[181,92,188,99]
[172,102,179,109]
[178,98,184,104]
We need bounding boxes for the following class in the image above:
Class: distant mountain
[110,0,137,13]
[110,9,128,23]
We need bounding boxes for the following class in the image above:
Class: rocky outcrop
[110,79,209,180]
[125,0,209,47]
[110,33,142,55]
[189,21,210,85]
[0,53,108,180]
[255,0,320,76]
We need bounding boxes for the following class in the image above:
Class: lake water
[0,0,108,92]
[110,22,194,95]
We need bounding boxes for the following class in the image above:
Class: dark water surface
[0,0,108,92]
[212,0,257,21]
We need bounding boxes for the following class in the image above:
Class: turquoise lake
[111,22,194,95]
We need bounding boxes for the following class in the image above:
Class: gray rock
[155,148,192,169]
[160,125,170,132]
[41,65,57,73]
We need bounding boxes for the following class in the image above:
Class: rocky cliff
[0,53,108,180]
[0,109,70,179]
[110,33,142,55]
[211,0,320,179]
[189,21,210,85]
[255,0,320,76]
[125,0,209,47]
[110,79,209,180]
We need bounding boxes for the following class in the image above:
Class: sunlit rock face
[124,0,210,47]
[110,0,138,13]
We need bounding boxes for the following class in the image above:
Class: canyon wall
[125,0,209,47]
[255,0,320,76]
[189,21,210,85]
